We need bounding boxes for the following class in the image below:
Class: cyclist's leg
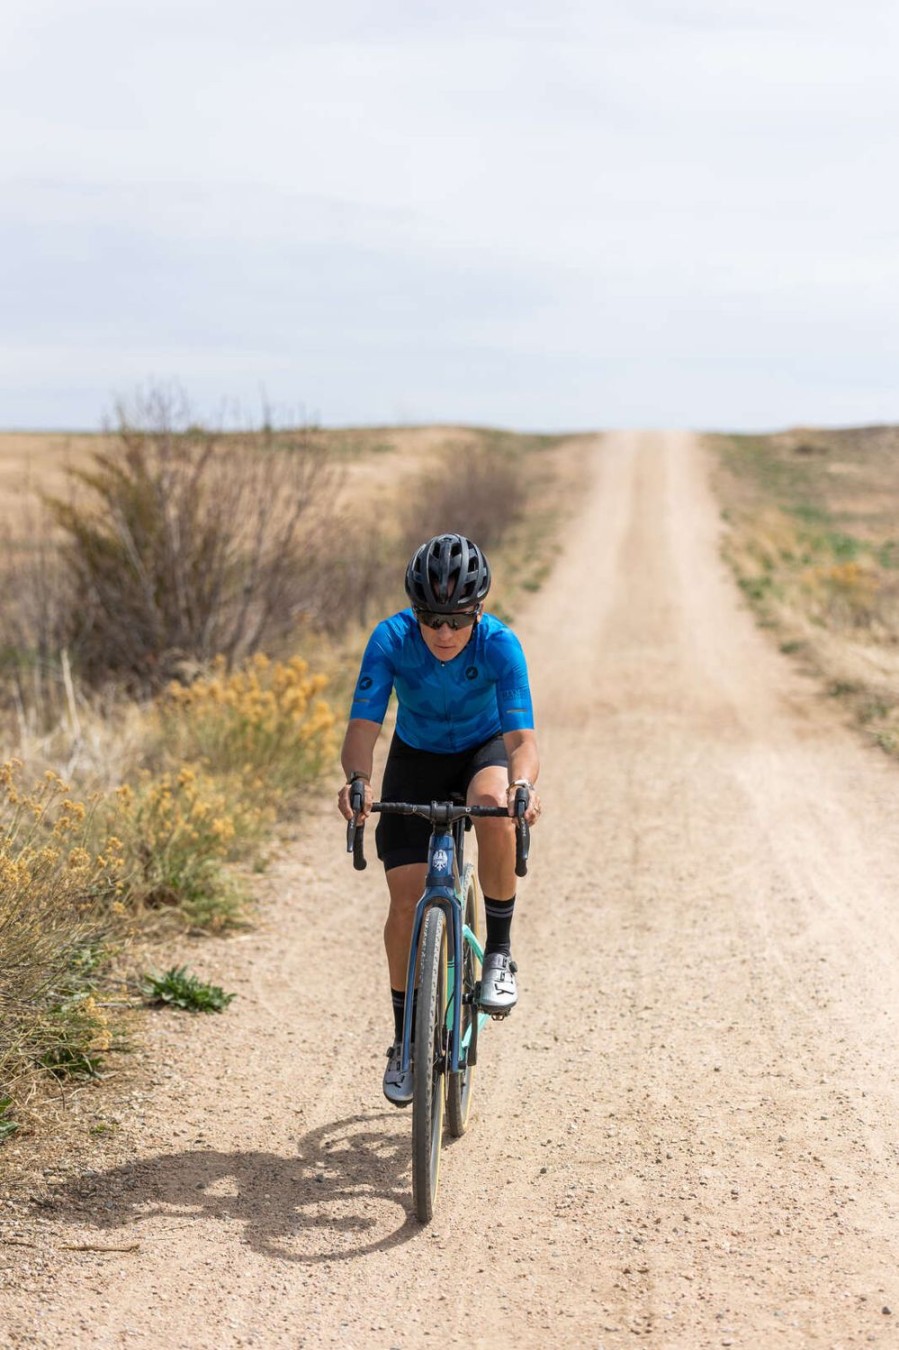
[465,745,519,1014]
[382,860,427,1105]
[384,863,427,990]
[468,762,516,896]
[465,737,516,902]
[376,736,434,1003]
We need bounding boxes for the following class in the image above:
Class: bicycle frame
[345,785,529,1080]
[397,820,486,1084]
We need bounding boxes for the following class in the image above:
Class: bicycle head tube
[426,830,456,892]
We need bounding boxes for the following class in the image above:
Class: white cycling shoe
[383,1041,413,1107]
[478,952,518,1016]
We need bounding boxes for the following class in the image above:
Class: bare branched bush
[0,504,73,732]
[46,390,340,691]
[310,520,402,633]
[396,442,528,561]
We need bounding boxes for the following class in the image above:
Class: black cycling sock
[391,988,417,1041]
[484,894,516,957]
[391,989,404,1041]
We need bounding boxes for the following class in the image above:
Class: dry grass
[0,432,105,528]
[708,426,899,754]
[0,762,124,1090]
[0,649,340,1117]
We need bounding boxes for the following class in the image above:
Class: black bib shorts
[375,731,508,871]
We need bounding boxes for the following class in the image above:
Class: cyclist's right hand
[338,777,373,822]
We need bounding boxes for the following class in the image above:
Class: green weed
[0,1096,18,1142]
[828,680,860,697]
[141,966,236,1013]
[738,575,774,602]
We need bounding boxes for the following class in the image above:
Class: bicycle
[346,784,530,1222]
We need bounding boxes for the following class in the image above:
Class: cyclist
[337,533,541,1106]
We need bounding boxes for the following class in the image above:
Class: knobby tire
[412,906,447,1223]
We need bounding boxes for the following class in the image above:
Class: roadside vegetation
[140,966,236,1013]
[0,391,572,1141]
[709,426,899,755]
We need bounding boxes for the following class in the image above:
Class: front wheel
[412,906,447,1223]
[446,869,481,1137]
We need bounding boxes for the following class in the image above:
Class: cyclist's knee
[468,765,507,811]
[472,813,515,852]
[386,863,426,915]
[468,781,507,811]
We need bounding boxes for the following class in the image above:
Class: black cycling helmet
[404,534,492,613]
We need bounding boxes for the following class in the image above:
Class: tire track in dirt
[3,430,899,1349]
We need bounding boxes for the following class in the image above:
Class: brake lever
[513,786,530,878]
[346,781,367,870]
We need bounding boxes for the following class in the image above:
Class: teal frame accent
[397,824,487,1082]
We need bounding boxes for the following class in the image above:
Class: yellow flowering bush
[0,651,336,1104]
[113,768,268,930]
[0,761,122,1086]
[159,654,336,802]
[801,558,881,628]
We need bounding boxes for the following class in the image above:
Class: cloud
[2,0,898,428]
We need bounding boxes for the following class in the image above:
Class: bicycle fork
[399,830,464,1080]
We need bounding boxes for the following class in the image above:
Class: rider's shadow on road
[43,1113,419,1262]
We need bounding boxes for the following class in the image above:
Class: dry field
[0,423,574,695]
[0,433,108,526]
[708,425,899,756]
[0,425,565,536]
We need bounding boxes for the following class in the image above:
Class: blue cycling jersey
[349,609,534,753]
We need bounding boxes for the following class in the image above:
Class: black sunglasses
[414,606,480,631]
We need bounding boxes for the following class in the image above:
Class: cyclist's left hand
[507,784,542,827]
[338,778,372,822]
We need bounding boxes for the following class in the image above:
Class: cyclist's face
[417,612,479,661]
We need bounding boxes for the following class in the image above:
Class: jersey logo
[432,849,449,873]
[357,676,373,691]
[465,666,478,681]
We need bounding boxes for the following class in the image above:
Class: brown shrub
[44,392,339,691]
[0,503,73,731]
[396,441,527,561]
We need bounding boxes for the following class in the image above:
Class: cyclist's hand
[338,778,372,822]
[507,783,542,826]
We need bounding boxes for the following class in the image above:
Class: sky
[2,0,898,433]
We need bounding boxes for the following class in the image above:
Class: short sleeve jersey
[349,609,534,753]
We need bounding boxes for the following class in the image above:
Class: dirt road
[4,430,899,1348]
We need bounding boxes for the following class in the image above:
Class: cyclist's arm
[338,619,398,822]
[503,727,539,790]
[503,727,541,826]
[341,718,381,785]
[337,719,381,822]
